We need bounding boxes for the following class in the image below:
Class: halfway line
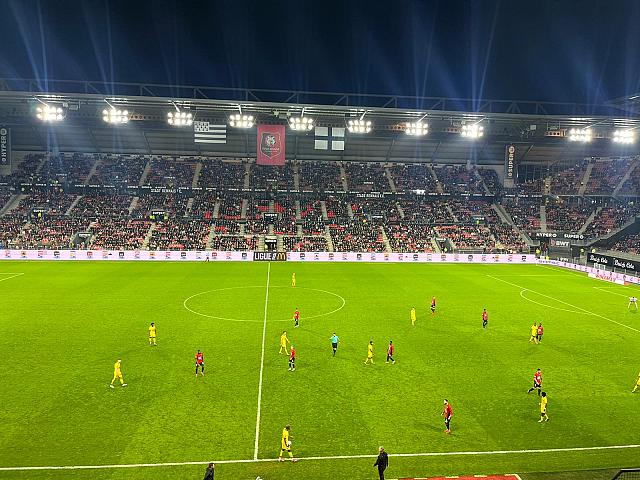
[2,444,639,471]
[254,262,271,460]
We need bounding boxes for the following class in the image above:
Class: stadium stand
[1,154,639,255]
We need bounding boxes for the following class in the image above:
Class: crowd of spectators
[330,222,385,252]
[0,215,27,248]
[197,160,246,189]
[545,201,595,232]
[386,224,435,253]
[299,199,325,234]
[190,193,218,219]
[343,162,390,192]
[584,159,632,195]
[550,161,588,195]
[434,166,485,194]
[89,155,146,186]
[490,224,528,252]
[89,219,151,250]
[251,164,294,190]
[325,196,351,221]
[0,154,45,184]
[210,235,257,251]
[144,157,197,187]
[448,200,498,224]
[500,198,541,231]
[147,220,210,250]
[390,164,438,193]
[133,194,189,217]
[610,233,640,255]
[397,199,453,224]
[282,235,328,252]
[73,195,132,218]
[585,203,640,237]
[298,161,344,191]
[16,218,91,249]
[435,225,494,251]
[478,169,501,194]
[617,164,640,196]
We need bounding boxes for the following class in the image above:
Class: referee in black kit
[373,446,388,480]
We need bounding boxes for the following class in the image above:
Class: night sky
[1,0,639,104]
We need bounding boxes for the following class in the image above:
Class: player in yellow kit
[278,424,296,462]
[529,323,539,344]
[291,272,296,287]
[410,307,417,326]
[632,372,640,393]
[538,391,548,422]
[279,331,290,355]
[110,359,127,388]
[364,340,374,365]
[148,322,157,346]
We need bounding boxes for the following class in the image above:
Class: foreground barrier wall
[540,259,640,285]
[0,249,537,263]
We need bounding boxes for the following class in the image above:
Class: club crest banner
[257,125,286,165]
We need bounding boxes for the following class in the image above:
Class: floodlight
[289,116,314,131]
[405,121,429,136]
[568,128,592,142]
[36,104,65,122]
[347,118,372,133]
[167,111,193,127]
[612,129,635,144]
[102,108,129,124]
[228,114,254,128]
[461,124,484,138]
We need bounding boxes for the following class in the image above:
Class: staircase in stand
[138,159,153,186]
[84,158,102,185]
[128,197,139,215]
[385,166,397,193]
[293,163,300,191]
[577,161,594,196]
[613,158,640,197]
[380,226,392,252]
[243,163,251,189]
[142,223,156,249]
[191,162,203,188]
[339,163,349,192]
[324,226,335,252]
[65,195,83,215]
[578,206,603,234]
[540,205,548,232]
[320,201,329,220]
[428,165,444,193]
[0,194,24,216]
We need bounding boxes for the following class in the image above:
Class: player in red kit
[288,345,296,371]
[537,323,544,342]
[195,350,205,378]
[527,368,542,396]
[386,340,395,364]
[482,308,488,329]
[442,399,453,433]
[293,308,300,328]
[430,296,436,315]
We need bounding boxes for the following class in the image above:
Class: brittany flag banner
[193,121,227,144]
[257,125,286,165]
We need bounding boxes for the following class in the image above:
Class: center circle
[183,286,346,323]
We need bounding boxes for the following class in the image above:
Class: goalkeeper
[278,424,297,462]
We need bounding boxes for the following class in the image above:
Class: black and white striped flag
[193,121,227,144]
[315,127,345,150]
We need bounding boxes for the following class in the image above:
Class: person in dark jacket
[373,446,388,480]
[203,462,214,480]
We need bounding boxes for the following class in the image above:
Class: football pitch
[0,261,639,480]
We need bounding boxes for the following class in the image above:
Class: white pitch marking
[488,275,640,334]
[2,444,639,471]
[254,262,270,460]
[0,272,24,283]
[593,286,631,298]
[183,286,345,323]
[519,289,588,315]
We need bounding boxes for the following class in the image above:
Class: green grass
[0,261,639,480]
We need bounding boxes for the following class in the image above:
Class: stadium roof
[1,79,639,165]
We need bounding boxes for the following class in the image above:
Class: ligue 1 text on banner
[256,125,286,165]
[253,251,287,262]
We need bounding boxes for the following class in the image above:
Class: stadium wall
[0,249,537,263]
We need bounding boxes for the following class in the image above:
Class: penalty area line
[2,444,640,471]
[487,275,640,334]
[0,272,25,283]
